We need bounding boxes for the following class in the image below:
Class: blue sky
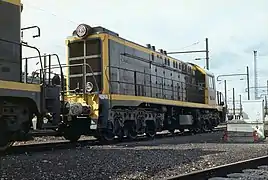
[21,0,268,102]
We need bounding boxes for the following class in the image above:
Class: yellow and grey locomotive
[64,24,225,141]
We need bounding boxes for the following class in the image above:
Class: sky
[20,0,268,103]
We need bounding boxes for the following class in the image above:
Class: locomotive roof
[2,0,21,5]
[67,24,214,76]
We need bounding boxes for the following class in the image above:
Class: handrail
[104,65,206,104]
[21,25,41,39]
[23,54,64,95]
[32,63,99,92]
[107,65,205,89]
[0,37,44,81]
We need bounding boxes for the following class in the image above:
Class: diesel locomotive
[0,0,226,151]
[64,24,226,141]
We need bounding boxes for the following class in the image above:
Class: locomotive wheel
[98,130,115,141]
[168,129,175,134]
[124,121,137,140]
[145,121,156,138]
[167,117,176,135]
[63,124,81,142]
[0,131,14,151]
[22,121,32,134]
[188,128,196,134]
[114,119,124,141]
[98,121,115,142]
[202,121,210,132]
[0,141,14,152]
[63,131,81,142]
[193,118,203,134]
[194,127,202,133]
[146,130,156,138]
[207,120,214,131]
[0,121,14,151]
[116,129,124,141]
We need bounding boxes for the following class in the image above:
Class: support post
[246,66,250,100]
[224,80,227,108]
[24,58,28,83]
[233,88,235,118]
[43,53,46,84]
[266,80,268,96]
[239,94,242,117]
[265,95,267,115]
[205,38,209,70]
[48,54,51,85]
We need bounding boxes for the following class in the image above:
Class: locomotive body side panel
[0,81,41,112]
[107,35,208,107]
[0,0,21,82]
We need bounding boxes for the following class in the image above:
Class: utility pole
[239,94,242,116]
[205,38,209,70]
[224,80,227,107]
[233,88,235,118]
[246,66,250,100]
[266,80,268,96]
[253,50,258,99]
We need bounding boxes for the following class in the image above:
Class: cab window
[208,76,215,89]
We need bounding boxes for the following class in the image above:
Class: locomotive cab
[63,24,111,139]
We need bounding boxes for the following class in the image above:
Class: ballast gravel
[1,130,268,180]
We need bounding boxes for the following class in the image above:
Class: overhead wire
[21,1,75,63]
[176,41,200,50]
[22,0,79,26]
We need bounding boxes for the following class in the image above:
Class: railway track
[2,127,224,156]
[167,155,268,180]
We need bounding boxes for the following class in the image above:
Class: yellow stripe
[193,64,206,75]
[102,34,109,94]
[111,94,217,109]
[0,80,40,92]
[67,34,99,43]
[1,0,21,5]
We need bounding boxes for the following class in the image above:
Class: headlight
[76,24,90,38]
[69,103,83,116]
[86,82,93,92]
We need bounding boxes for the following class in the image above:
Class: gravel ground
[2,129,268,180]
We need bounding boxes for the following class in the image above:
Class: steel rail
[166,155,268,180]
[3,127,225,156]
